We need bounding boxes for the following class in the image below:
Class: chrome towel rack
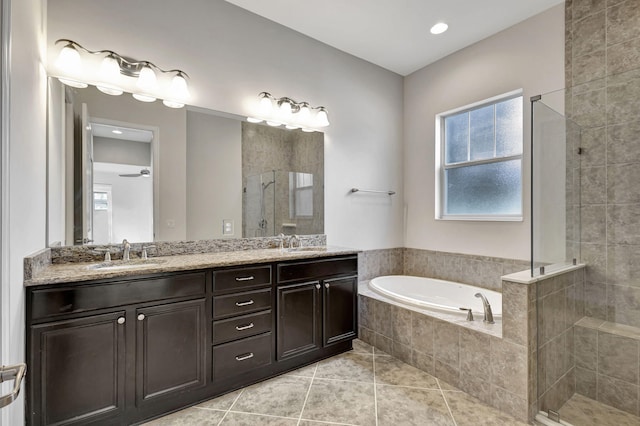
[350,188,396,196]
[0,363,26,409]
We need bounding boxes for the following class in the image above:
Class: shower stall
[532,90,640,425]
[243,170,323,238]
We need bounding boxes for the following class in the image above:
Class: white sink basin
[87,259,166,271]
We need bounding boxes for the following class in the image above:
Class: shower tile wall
[241,122,324,237]
[535,268,584,415]
[566,0,640,414]
[567,0,640,328]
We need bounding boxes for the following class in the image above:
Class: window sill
[436,215,523,222]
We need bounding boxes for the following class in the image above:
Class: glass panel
[445,112,468,164]
[496,97,523,156]
[444,160,522,215]
[289,172,313,218]
[469,105,495,160]
[531,98,581,276]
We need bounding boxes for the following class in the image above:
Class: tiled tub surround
[360,259,587,422]
[358,248,529,291]
[358,280,534,421]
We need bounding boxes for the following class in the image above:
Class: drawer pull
[235,352,254,361]
[325,283,330,288]
[235,300,255,307]
[137,314,145,321]
[235,276,255,282]
[235,323,255,331]
[117,317,125,325]
[315,284,321,290]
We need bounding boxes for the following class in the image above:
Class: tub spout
[474,292,495,324]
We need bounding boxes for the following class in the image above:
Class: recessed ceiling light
[112,129,123,135]
[430,22,448,35]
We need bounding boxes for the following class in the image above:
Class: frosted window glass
[445,113,468,164]
[445,160,521,215]
[496,98,523,156]
[469,105,495,160]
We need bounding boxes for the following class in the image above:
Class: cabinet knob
[325,283,330,288]
[117,317,125,325]
[137,314,145,321]
[315,284,320,290]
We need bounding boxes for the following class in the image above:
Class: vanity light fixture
[247,92,330,132]
[52,39,190,108]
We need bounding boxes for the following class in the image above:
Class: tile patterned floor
[144,340,529,426]
[558,394,640,426]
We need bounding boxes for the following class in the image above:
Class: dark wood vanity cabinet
[26,272,207,426]
[276,256,358,360]
[26,254,357,426]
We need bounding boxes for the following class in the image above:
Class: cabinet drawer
[213,289,272,319]
[277,257,357,284]
[30,272,206,321]
[213,310,272,345]
[213,333,272,379]
[213,266,271,292]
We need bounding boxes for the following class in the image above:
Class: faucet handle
[141,245,156,260]
[459,307,474,321]
[93,248,111,262]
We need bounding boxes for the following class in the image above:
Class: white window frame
[435,89,524,222]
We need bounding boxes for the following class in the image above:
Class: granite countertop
[25,246,359,287]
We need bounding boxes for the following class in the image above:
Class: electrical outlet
[223,219,234,235]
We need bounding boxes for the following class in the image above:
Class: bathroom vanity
[24,249,357,426]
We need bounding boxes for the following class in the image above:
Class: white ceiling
[225,0,564,76]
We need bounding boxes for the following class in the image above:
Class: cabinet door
[135,299,206,407]
[29,311,126,426]
[276,281,322,360]
[323,276,358,346]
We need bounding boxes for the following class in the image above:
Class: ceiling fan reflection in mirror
[119,168,151,178]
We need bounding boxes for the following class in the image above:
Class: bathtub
[368,275,502,319]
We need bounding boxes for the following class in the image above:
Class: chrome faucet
[289,234,300,250]
[277,233,287,252]
[122,239,131,261]
[474,292,495,324]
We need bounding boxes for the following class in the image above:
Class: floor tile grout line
[296,362,318,426]
[216,388,244,426]
[373,346,379,426]
[437,378,458,426]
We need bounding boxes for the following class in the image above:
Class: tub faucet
[474,292,495,324]
[122,239,131,261]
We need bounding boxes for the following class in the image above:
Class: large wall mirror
[47,79,324,246]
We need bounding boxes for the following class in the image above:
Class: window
[436,90,523,221]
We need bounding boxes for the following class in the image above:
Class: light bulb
[132,93,157,103]
[301,128,316,133]
[278,99,293,121]
[297,103,311,123]
[162,99,184,108]
[258,93,273,115]
[136,64,157,92]
[315,107,330,127]
[55,44,82,75]
[285,124,300,130]
[97,55,123,95]
[168,73,190,101]
[247,117,263,123]
[266,121,281,127]
[57,78,88,88]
